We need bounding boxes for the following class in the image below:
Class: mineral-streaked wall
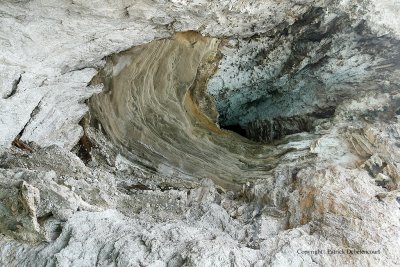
[0,1,400,266]
[88,32,319,189]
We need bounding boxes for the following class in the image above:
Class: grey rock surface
[0,1,400,267]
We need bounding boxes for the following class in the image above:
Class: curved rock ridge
[89,32,316,189]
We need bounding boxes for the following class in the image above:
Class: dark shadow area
[223,124,247,137]
[221,107,336,143]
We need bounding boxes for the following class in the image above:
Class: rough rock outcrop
[1,1,400,266]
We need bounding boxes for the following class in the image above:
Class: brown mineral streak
[183,89,227,135]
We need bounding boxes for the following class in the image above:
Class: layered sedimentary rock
[88,32,317,189]
[0,1,400,266]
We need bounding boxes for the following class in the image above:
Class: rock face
[208,6,400,142]
[87,32,319,189]
[1,1,400,267]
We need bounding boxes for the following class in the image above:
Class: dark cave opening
[222,124,247,137]
[221,115,314,143]
[221,107,337,143]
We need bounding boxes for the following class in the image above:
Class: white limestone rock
[1,1,400,267]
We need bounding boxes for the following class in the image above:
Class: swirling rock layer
[89,32,309,189]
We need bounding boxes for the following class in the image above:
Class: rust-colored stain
[174,31,208,46]
[12,136,33,152]
[183,89,227,136]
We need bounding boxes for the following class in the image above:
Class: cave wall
[0,1,400,266]
[1,0,400,150]
[87,32,316,189]
[208,7,400,141]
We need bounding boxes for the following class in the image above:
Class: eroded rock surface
[1,1,400,267]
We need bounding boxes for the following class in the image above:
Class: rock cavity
[89,32,313,189]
